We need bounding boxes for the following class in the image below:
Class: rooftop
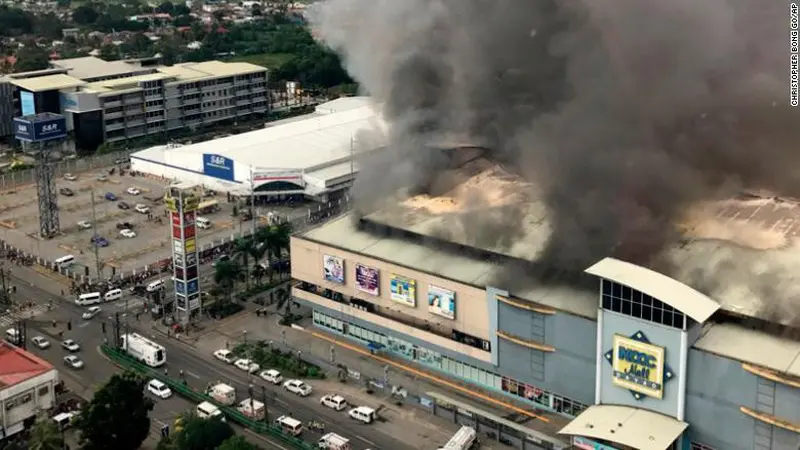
[161,61,266,79]
[50,56,148,80]
[9,74,85,92]
[0,342,53,387]
[82,73,172,94]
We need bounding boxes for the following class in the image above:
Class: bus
[121,333,166,367]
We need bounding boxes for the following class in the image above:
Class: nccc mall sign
[605,331,675,400]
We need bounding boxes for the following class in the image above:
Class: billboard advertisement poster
[186,279,199,296]
[175,280,186,295]
[188,293,200,310]
[323,255,344,284]
[166,196,178,213]
[186,265,198,280]
[171,211,181,225]
[183,225,196,239]
[21,91,35,116]
[174,267,185,280]
[176,294,187,310]
[202,154,235,181]
[183,197,200,213]
[428,285,456,320]
[13,115,67,142]
[172,225,182,239]
[13,119,34,141]
[186,252,197,266]
[173,253,184,268]
[355,263,379,296]
[185,237,196,254]
[183,211,196,224]
[389,275,416,307]
[172,239,184,254]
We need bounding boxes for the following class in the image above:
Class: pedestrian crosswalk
[0,304,50,327]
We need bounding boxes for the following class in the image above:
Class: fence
[0,149,136,191]
[100,344,316,450]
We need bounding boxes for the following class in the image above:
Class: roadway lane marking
[79,322,90,328]
[186,371,200,379]
[356,435,376,446]
[244,428,290,450]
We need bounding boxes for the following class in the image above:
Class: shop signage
[605,331,674,400]
[203,153,235,181]
[573,437,620,450]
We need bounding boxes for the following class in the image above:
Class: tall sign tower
[13,113,67,238]
[165,183,201,324]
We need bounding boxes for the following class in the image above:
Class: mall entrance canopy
[559,405,688,450]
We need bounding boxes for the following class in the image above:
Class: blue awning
[367,342,384,351]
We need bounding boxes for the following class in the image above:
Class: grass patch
[231,53,294,68]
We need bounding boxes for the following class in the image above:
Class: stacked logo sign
[166,191,201,314]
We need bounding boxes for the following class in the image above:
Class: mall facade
[290,215,800,450]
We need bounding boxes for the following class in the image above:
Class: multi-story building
[0,341,58,440]
[0,68,70,139]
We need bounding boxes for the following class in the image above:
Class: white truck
[121,333,166,367]
[207,383,237,406]
[318,432,351,450]
[438,426,478,450]
[237,398,265,420]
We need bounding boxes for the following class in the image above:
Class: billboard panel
[20,91,35,116]
[389,275,416,307]
[176,294,187,310]
[186,252,197,266]
[185,237,196,254]
[183,225,195,239]
[172,225,182,239]
[171,211,181,225]
[172,239,184,254]
[13,116,67,142]
[203,154,235,181]
[428,285,456,320]
[173,253,184,267]
[323,255,344,284]
[354,263,379,296]
[186,279,199,296]
[13,119,34,141]
[175,280,186,295]
[611,334,666,399]
[60,92,101,112]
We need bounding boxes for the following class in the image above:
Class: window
[691,444,716,450]
[38,385,49,396]
[601,280,685,329]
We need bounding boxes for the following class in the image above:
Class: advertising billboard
[428,285,456,320]
[13,115,67,142]
[185,237,196,253]
[611,334,666,399]
[171,211,181,225]
[186,279,199,295]
[175,280,186,295]
[174,253,184,267]
[323,255,344,284]
[172,239,184,254]
[203,153,235,181]
[183,210,196,223]
[60,92,101,112]
[183,225,196,239]
[20,91,35,116]
[355,263,379,296]
[172,225,182,239]
[390,275,416,307]
[186,252,197,266]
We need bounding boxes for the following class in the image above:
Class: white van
[348,406,376,424]
[5,328,20,345]
[52,412,77,431]
[54,255,75,268]
[75,292,102,306]
[146,280,164,292]
[104,288,122,302]
[196,401,225,421]
[437,426,478,450]
[275,415,303,436]
[196,217,212,229]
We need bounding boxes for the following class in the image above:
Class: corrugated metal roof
[9,74,85,92]
[585,257,720,323]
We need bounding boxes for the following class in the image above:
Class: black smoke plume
[310,0,800,272]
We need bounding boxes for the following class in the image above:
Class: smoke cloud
[310,0,800,273]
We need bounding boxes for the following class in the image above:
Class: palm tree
[259,220,292,281]
[28,413,64,450]
[231,238,255,290]
[213,259,243,303]
[248,243,267,285]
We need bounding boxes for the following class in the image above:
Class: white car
[283,379,312,397]
[64,173,77,181]
[63,355,84,369]
[61,339,80,352]
[135,204,150,214]
[31,336,50,349]
[213,349,235,364]
[77,220,92,229]
[95,173,108,181]
[126,187,141,195]
[259,369,283,385]
[320,394,348,411]
[119,229,136,238]
[82,306,101,320]
[234,358,260,373]
[147,379,172,399]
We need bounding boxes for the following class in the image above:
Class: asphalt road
[6,269,413,450]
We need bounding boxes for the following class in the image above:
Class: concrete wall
[774,383,800,424]
[291,237,491,340]
[599,311,682,418]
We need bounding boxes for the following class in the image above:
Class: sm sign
[611,334,666,399]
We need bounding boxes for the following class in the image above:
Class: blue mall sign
[13,114,67,143]
[202,153,235,181]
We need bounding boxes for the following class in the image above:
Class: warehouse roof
[9,74,85,92]
[586,258,720,323]
[50,56,149,80]
[157,61,265,82]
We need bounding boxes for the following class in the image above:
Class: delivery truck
[206,383,236,406]
[121,333,166,367]
[237,398,265,420]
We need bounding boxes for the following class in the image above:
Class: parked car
[119,229,136,238]
[63,355,84,369]
[135,204,150,214]
[116,221,134,230]
[90,236,109,247]
[82,306,102,320]
[126,187,141,195]
[147,379,172,399]
[320,394,348,411]
[31,336,50,349]
[118,201,130,210]
[61,339,80,352]
[77,220,92,229]
[234,358,260,374]
[259,369,283,385]
[59,187,74,196]
[104,192,117,201]
[213,349,235,364]
[96,174,108,181]
[283,380,312,397]
[63,173,77,181]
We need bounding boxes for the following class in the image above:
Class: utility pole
[261,385,268,423]
[90,191,102,281]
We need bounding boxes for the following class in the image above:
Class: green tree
[157,1,175,14]
[174,416,234,450]
[27,414,64,450]
[232,237,255,290]
[174,4,191,16]
[33,13,64,40]
[56,0,71,8]
[14,46,50,72]
[217,435,261,450]
[72,5,99,25]
[0,7,34,36]
[99,43,120,61]
[173,14,194,27]
[213,259,243,302]
[129,32,153,55]
[75,372,154,450]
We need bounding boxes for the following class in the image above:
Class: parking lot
[0,166,306,278]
